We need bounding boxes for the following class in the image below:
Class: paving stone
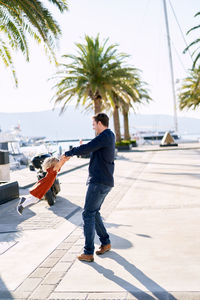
[169,292,200,300]
[11,291,32,298]
[42,271,66,285]
[87,292,127,300]
[68,245,83,253]
[74,229,83,235]
[48,292,88,300]
[29,284,55,299]
[73,240,84,247]
[49,249,67,258]
[56,242,74,250]
[64,236,80,243]
[51,262,72,272]
[0,290,31,299]
[16,278,42,292]
[127,291,197,300]
[126,293,140,300]
[126,291,160,299]
[60,253,77,262]
[40,257,61,268]
[29,267,51,278]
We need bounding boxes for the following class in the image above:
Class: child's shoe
[17,197,26,215]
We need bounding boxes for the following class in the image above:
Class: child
[17,155,69,215]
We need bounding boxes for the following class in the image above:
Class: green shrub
[130,139,137,147]
[115,140,131,147]
[130,139,136,144]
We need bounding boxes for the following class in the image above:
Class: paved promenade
[0,144,200,299]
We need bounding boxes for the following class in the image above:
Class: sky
[0,0,199,124]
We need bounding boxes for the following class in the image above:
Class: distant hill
[0,107,94,140]
[1,107,200,139]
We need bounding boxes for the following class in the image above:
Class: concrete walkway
[0,145,200,299]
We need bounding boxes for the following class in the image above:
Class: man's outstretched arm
[64,134,107,157]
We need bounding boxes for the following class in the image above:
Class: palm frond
[179,68,200,110]
[0,0,68,83]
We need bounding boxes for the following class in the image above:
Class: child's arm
[53,156,70,172]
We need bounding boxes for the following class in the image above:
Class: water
[181,133,200,141]
[20,140,88,160]
[20,132,200,161]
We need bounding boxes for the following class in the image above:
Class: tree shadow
[115,174,200,191]
[0,197,36,242]
[116,153,200,168]
[152,171,200,179]
[135,176,200,191]
[93,251,177,300]
[0,277,14,299]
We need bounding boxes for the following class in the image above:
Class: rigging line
[170,39,187,73]
[168,0,193,63]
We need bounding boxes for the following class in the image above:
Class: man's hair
[93,113,109,127]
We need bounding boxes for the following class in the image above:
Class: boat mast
[162,0,178,132]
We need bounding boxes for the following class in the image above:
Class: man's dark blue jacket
[64,129,115,187]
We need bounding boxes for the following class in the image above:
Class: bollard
[0,142,8,150]
[0,181,19,205]
[0,150,19,204]
[0,150,10,181]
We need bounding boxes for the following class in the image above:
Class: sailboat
[0,124,28,169]
[137,0,191,145]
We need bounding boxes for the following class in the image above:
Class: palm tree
[113,102,121,142]
[183,11,200,69]
[0,0,68,85]
[179,67,200,110]
[106,94,122,142]
[52,35,151,142]
[122,78,151,140]
[105,74,151,142]
[51,35,135,115]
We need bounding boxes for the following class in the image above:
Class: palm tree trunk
[94,98,102,114]
[123,108,130,140]
[113,105,121,142]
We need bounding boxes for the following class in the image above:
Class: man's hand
[53,155,71,172]
[61,154,70,162]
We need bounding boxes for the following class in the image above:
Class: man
[63,113,115,262]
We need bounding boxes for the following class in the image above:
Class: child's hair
[42,157,59,172]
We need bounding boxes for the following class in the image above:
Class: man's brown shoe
[96,244,111,255]
[77,253,94,262]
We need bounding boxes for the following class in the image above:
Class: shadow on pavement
[93,251,177,300]
[0,277,13,299]
[116,173,200,191]
[89,261,156,300]
[117,153,200,169]
[47,195,82,226]
[130,176,200,191]
[0,199,36,242]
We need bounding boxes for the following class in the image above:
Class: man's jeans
[82,183,112,255]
